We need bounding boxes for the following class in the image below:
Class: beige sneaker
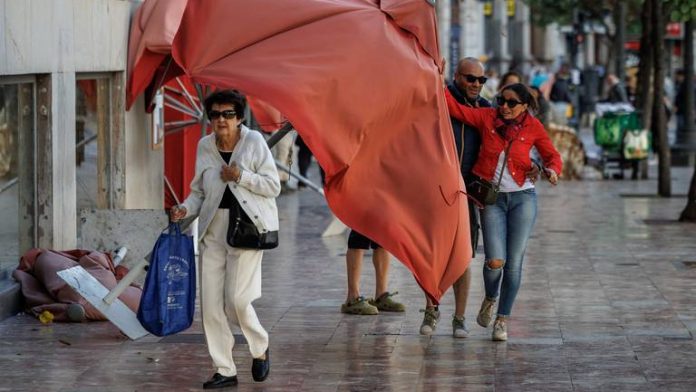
[369,292,405,312]
[419,307,440,335]
[452,315,469,338]
[477,297,496,327]
[492,318,508,341]
[341,296,379,315]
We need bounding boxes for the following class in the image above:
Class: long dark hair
[500,83,538,114]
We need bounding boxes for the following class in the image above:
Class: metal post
[103,258,147,305]
[275,161,324,195]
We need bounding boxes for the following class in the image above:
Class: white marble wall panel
[78,209,168,273]
[1,0,131,74]
[0,2,6,72]
[460,0,485,59]
[124,95,164,209]
[29,0,56,71]
[53,0,76,72]
[51,72,77,249]
[3,2,32,73]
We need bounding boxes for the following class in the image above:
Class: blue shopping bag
[137,222,196,336]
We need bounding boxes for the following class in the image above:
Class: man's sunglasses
[460,73,488,84]
[496,96,523,109]
[207,110,237,120]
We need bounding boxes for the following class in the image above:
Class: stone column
[486,0,510,73]
[508,0,533,75]
[459,0,486,59]
[437,0,452,78]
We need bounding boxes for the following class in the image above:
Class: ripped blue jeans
[481,188,537,317]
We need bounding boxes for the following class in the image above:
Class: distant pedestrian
[498,71,522,92]
[295,133,325,186]
[445,83,562,341]
[603,74,629,104]
[340,230,405,315]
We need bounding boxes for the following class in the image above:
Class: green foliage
[665,0,696,21]
[522,0,642,29]
[522,0,579,25]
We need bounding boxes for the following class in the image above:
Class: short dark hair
[500,71,522,87]
[204,90,246,120]
[501,83,538,113]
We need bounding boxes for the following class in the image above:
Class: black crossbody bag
[227,202,278,250]
[465,141,513,207]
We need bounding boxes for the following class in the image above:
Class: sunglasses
[496,96,523,109]
[460,73,488,84]
[207,110,237,120]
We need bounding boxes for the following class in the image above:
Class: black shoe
[251,349,270,382]
[203,373,238,389]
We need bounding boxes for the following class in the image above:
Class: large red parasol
[128,0,471,302]
[125,0,187,109]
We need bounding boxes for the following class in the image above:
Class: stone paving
[1,164,695,391]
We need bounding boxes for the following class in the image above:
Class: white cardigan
[181,125,281,241]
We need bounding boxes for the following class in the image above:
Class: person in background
[171,90,278,388]
[271,127,296,192]
[295,133,326,187]
[530,86,551,127]
[341,230,405,315]
[445,83,562,342]
[481,68,500,101]
[603,74,629,104]
[498,71,522,92]
[420,57,490,338]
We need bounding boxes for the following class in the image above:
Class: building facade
[0,0,163,319]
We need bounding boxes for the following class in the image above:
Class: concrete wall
[125,95,164,209]
[0,0,163,249]
[459,0,485,59]
[1,0,132,74]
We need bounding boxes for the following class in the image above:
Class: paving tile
[2,166,696,389]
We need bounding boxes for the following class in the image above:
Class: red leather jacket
[445,90,562,186]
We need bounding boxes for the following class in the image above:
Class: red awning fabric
[127,0,471,302]
[247,97,285,133]
[126,0,187,109]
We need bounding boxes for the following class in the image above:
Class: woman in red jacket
[445,83,562,341]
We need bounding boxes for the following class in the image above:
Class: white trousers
[200,209,268,377]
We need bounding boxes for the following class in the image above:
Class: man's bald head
[454,57,486,101]
[456,57,484,76]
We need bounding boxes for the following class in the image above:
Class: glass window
[0,82,34,279]
[75,77,111,233]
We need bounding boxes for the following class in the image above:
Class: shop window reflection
[0,83,33,279]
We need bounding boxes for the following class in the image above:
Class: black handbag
[465,141,513,207]
[227,203,278,250]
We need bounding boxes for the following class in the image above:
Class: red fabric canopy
[125,0,187,109]
[128,0,471,302]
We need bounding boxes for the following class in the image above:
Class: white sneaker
[492,319,508,341]
[419,307,440,335]
[452,315,469,338]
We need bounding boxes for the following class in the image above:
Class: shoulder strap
[458,124,466,165]
[494,141,513,189]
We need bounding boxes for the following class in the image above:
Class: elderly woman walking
[171,90,280,388]
[445,83,562,342]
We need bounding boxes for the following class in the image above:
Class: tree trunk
[615,1,627,83]
[680,160,696,221]
[636,0,653,130]
[682,20,695,142]
[680,20,696,222]
[652,0,670,196]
